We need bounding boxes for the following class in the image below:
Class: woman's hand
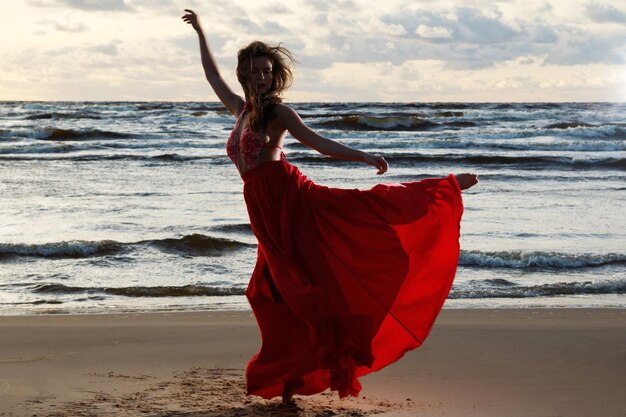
[181,9,201,32]
[363,154,388,175]
[181,8,244,115]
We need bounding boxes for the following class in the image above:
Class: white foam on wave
[460,250,626,269]
[0,240,120,257]
[450,278,626,298]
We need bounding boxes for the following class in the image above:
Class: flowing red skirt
[241,160,463,399]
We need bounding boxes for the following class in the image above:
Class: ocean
[0,101,624,315]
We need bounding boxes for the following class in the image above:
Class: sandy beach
[0,308,624,417]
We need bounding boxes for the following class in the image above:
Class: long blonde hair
[236,41,295,132]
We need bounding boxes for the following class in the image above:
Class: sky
[1,0,625,102]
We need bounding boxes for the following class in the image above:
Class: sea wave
[315,115,440,131]
[211,223,254,234]
[0,234,254,260]
[450,279,626,299]
[472,139,626,152]
[0,143,81,155]
[151,153,210,162]
[137,103,176,111]
[0,240,123,258]
[24,112,102,120]
[33,128,130,141]
[545,121,594,129]
[0,153,219,162]
[444,121,477,128]
[148,234,254,256]
[460,250,626,269]
[290,152,626,170]
[32,283,246,297]
[544,124,626,139]
[27,279,626,299]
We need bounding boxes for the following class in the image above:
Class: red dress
[227,108,464,399]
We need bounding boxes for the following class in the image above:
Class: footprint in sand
[0,379,9,396]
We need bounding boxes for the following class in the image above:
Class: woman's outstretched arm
[182,9,244,116]
[276,105,388,175]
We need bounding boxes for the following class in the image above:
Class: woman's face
[249,56,273,95]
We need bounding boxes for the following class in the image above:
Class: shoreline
[1,309,625,416]
[2,294,625,317]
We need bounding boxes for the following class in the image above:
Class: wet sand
[0,309,624,417]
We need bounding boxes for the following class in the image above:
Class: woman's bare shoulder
[273,103,295,116]
[273,103,300,126]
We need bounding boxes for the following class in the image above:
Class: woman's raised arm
[276,105,388,175]
[182,9,244,116]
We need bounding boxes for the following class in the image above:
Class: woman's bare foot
[282,379,303,404]
[455,173,478,190]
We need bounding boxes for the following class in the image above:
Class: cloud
[89,40,122,55]
[261,4,292,14]
[545,32,626,65]
[527,22,559,43]
[64,0,132,11]
[43,20,88,32]
[30,0,133,11]
[585,2,626,24]
[305,0,357,13]
[376,4,626,70]
[6,0,626,101]
[307,55,625,102]
[382,7,527,49]
[453,7,521,44]
[367,17,407,36]
[415,25,453,39]
[39,13,89,32]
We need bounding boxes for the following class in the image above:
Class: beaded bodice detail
[226,103,283,172]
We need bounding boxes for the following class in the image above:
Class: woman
[182,9,477,403]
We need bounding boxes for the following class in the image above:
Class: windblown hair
[236,41,295,132]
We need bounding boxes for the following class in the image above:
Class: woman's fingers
[378,157,388,175]
[373,156,388,175]
[181,10,198,27]
[182,9,197,22]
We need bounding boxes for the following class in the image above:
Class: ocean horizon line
[2,99,625,104]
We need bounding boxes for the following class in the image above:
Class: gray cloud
[40,18,89,32]
[30,0,133,11]
[545,32,626,65]
[453,8,522,44]
[585,2,626,24]
[527,23,559,44]
[305,0,356,12]
[380,8,525,47]
[63,0,132,11]
[261,4,292,15]
[44,45,79,57]
[260,20,292,37]
[41,40,122,58]
[233,17,264,33]
[89,40,122,55]
[295,8,530,69]
[372,5,626,69]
